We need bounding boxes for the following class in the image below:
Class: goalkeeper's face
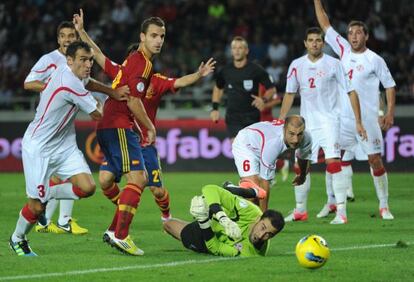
[249,218,278,245]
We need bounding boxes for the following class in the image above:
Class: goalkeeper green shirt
[201,184,270,257]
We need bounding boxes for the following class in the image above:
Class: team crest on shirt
[373,138,381,147]
[136,82,145,93]
[356,65,364,72]
[243,80,253,91]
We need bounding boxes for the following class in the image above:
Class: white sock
[325,171,335,205]
[370,168,389,209]
[332,170,347,216]
[295,174,311,213]
[342,165,354,195]
[12,211,35,242]
[45,199,59,225]
[49,182,79,200]
[58,200,74,226]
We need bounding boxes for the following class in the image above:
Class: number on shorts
[243,160,250,172]
[152,169,160,183]
[37,185,45,198]
[308,77,316,88]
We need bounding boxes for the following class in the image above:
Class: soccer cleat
[346,187,355,202]
[112,235,144,256]
[223,180,267,199]
[281,160,290,182]
[330,214,348,224]
[316,204,337,218]
[284,210,308,222]
[103,230,115,247]
[9,237,37,256]
[161,213,172,222]
[380,208,394,220]
[57,219,88,235]
[35,222,66,234]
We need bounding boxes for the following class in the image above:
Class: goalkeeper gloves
[216,211,242,240]
[190,196,210,228]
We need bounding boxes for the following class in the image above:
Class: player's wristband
[212,102,219,111]
[198,218,211,229]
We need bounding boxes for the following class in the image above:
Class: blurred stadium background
[0,0,413,172]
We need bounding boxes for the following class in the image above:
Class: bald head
[283,115,306,149]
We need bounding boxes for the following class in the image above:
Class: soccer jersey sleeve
[296,131,312,160]
[214,68,225,89]
[256,65,274,89]
[24,55,56,83]
[324,27,351,59]
[151,73,177,95]
[285,61,299,93]
[335,61,354,94]
[104,57,121,80]
[63,76,97,114]
[373,56,396,89]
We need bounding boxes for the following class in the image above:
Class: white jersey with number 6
[232,120,312,180]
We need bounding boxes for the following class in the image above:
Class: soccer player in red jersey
[74,9,215,235]
[74,10,165,255]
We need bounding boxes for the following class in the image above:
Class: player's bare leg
[150,186,171,221]
[368,153,393,220]
[259,179,270,211]
[99,171,120,205]
[163,219,190,240]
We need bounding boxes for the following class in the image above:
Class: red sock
[72,186,89,198]
[21,204,39,224]
[154,189,170,217]
[108,206,119,232]
[276,159,285,170]
[103,183,120,205]
[115,183,143,239]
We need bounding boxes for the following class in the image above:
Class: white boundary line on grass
[0,241,411,281]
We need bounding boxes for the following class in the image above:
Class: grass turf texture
[0,172,413,281]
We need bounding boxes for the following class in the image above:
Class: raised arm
[313,0,332,32]
[73,9,106,69]
[174,58,216,88]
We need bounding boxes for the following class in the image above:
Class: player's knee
[99,174,113,191]
[151,187,165,199]
[79,182,96,198]
[368,154,383,169]
[28,200,46,216]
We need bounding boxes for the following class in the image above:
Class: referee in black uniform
[210,36,277,140]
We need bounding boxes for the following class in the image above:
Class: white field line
[0,241,411,281]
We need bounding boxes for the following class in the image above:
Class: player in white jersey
[279,27,366,224]
[24,21,129,235]
[314,0,396,220]
[231,115,312,211]
[10,41,102,256]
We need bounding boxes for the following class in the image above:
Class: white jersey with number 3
[325,27,396,120]
[23,65,97,157]
[285,54,353,130]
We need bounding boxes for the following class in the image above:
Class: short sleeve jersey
[98,50,153,129]
[324,27,396,120]
[215,62,273,114]
[286,54,353,129]
[23,65,97,156]
[24,50,67,83]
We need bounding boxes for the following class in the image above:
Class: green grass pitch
[0,172,413,281]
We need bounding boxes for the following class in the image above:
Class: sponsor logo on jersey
[243,80,253,91]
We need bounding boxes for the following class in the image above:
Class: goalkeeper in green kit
[163,184,285,257]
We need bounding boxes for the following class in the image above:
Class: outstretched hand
[73,9,85,31]
[251,95,265,111]
[198,58,216,77]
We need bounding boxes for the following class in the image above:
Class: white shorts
[342,143,368,161]
[22,145,91,203]
[232,132,275,181]
[308,124,341,164]
[340,117,383,156]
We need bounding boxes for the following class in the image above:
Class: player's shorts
[97,128,145,183]
[181,221,209,254]
[22,145,91,203]
[225,111,260,138]
[342,143,368,162]
[232,130,275,181]
[142,145,162,187]
[308,123,341,164]
[340,117,383,155]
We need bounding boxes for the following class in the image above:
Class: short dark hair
[305,27,324,40]
[57,21,78,38]
[66,41,91,58]
[126,43,139,56]
[348,20,369,35]
[261,209,285,234]
[141,17,165,34]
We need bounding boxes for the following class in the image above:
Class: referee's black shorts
[225,111,260,138]
[180,221,209,253]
